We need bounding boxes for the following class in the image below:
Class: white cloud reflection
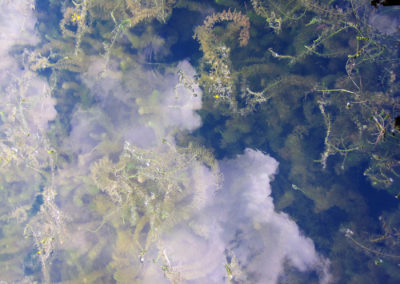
[156,149,331,284]
[64,55,331,283]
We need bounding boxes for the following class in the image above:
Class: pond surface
[1,1,400,283]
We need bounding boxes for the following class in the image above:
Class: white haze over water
[0,1,330,283]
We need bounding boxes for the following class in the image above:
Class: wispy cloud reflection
[158,149,331,284]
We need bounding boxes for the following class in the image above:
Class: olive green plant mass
[1,0,400,283]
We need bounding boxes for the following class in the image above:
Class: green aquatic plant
[251,0,306,34]
[343,223,400,260]
[36,0,177,76]
[97,0,176,72]
[314,70,400,188]
[252,0,386,66]
[194,9,250,111]
[224,250,245,283]
[23,187,65,283]
[288,0,400,189]
[90,140,220,251]
[60,0,90,56]
[0,44,63,282]
[315,98,360,170]
[88,141,221,281]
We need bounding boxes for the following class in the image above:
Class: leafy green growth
[89,141,220,281]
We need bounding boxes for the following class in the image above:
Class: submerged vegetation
[1,0,400,283]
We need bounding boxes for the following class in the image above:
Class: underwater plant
[88,140,221,281]
[194,9,250,111]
